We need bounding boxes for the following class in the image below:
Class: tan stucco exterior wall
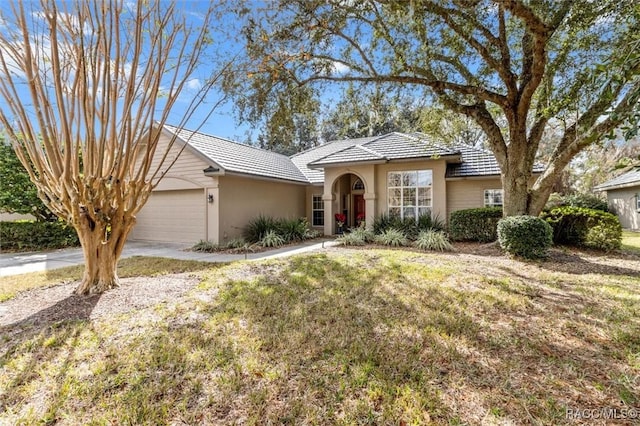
[445,177,503,220]
[606,187,640,230]
[217,175,307,242]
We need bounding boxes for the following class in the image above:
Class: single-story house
[594,167,640,230]
[130,125,531,244]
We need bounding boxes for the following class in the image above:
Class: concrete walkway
[0,239,338,277]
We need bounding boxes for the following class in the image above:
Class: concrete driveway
[0,239,337,277]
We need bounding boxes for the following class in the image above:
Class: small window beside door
[312,195,324,226]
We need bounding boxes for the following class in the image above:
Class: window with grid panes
[312,195,324,226]
[484,189,503,207]
[387,170,432,220]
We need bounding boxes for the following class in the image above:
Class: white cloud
[332,61,350,75]
[186,78,202,91]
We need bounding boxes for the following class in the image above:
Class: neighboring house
[594,168,640,230]
[130,125,536,244]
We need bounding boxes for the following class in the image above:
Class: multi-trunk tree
[0,0,225,294]
[230,0,640,216]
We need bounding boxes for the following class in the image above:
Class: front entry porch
[323,172,376,235]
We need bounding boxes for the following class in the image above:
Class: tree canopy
[229,0,640,215]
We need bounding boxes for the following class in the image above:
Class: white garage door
[130,189,205,243]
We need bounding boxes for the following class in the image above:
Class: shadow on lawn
[0,293,101,418]
[187,254,637,424]
[1,253,638,424]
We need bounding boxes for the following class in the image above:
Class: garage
[129,188,206,243]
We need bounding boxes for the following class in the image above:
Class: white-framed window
[312,195,324,226]
[636,194,640,211]
[387,170,432,219]
[353,178,365,191]
[484,189,504,207]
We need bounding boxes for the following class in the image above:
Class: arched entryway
[329,173,368,233]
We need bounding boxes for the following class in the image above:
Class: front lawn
[1,248,639,424]
[622,230,640,254]
[0,256,215,302]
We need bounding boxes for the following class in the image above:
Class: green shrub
[497,216,553,259]
[544,193,609,212]
[449,207,503,242]
[192,240,219,252]
[374,228,408,247]
[0,220,80,251]
[244,215,277,243]
[244,216,313,244]
[373,213,441,240]
[225,238,249,249]
[336,232,367,246]
[541,206,622,251]
[414,230,454,252]
[276,217,309,242]
[259,230,285,247]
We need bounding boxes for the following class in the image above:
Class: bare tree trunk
[502,169,531,216]
[74,214,133,295]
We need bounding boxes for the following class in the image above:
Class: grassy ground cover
[0,256,214,302]
[1,247,638,424]
[622,230,640,254]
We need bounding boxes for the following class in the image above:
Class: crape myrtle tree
[0,0,227,294]
[230,0,640,216]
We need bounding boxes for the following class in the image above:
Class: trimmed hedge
[449,207,503,242]
[540,206,622,251]
[497,215,553,259]
[0,220,80,251]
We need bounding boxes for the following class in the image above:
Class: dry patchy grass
[0,256,214,301]
[0,248,639,425]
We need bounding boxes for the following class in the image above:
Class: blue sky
[0,1,260,143]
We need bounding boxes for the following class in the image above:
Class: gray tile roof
[164,125,539,184]
[308,133,460,168]
[163,124,309,183]
[594,167,640,191]
[444,143,545,178]
[290,136,379,184]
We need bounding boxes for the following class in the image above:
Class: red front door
[354,194,365,224]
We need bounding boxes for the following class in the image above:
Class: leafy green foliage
[374,228,408,247]
[230,1,640,216]
[259,230,285,247]
[449,207,503,242]
[244,216,312,244]
[336,227,375,246]
[497,216,553,259]
[0,220,79,251]
[373,213,443,240]
[541,206,622,251]
[545,193,609,212]
[0,141,55,221]
[321,86,422,141]
[414,230,454,252]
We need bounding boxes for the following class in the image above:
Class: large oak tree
[231,0,640,216]
[0,0,226,294]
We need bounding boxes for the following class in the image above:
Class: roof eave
[594,181,640,192]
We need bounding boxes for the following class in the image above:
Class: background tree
[0,0,225,294]
[229,0,640,216]
[321,85,422,141]
[419,105,486,148]
[0,138,55,221]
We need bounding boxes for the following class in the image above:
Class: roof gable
[163,124,309,183]
[594,167,640,191]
